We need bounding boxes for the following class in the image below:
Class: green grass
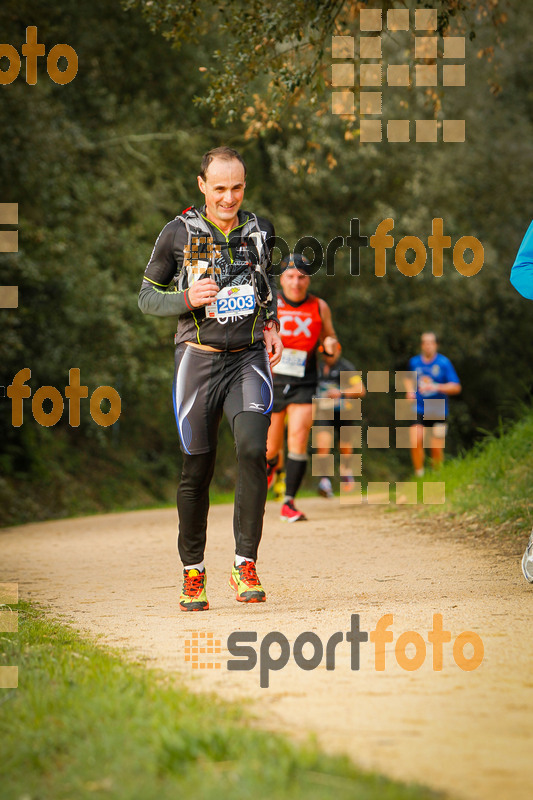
[419,409,533,536]
[0,602,443,800]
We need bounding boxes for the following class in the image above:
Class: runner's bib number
[205,284,256,319]
[272,348,307,378]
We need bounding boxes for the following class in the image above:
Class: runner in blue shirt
[510,220,533,300]
[404,332,461,476]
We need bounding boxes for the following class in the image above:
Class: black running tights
[177,411,270,565]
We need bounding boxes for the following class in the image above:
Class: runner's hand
[188,278,220,307]
[264,326,283,367]
[322,336,340,358]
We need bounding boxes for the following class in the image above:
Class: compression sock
[284,452,308,500]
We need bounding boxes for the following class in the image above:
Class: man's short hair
[421,331,438,343]
[199,147,247,181]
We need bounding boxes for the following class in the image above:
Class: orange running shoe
[179,567,209,611]
[229,561,266,603]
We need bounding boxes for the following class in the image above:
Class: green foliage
[1,0,532,524]
[0,0,218,522]
[420,406,533,535]
[0,602,441,799]
[124,0,508,122]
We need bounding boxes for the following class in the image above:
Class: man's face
[280,268,310,302]
[421,333,438,359]
[197,157,246,228]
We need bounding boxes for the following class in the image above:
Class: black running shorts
[173,342,274,454]
[415,412,445,427]
[272,382,315,414]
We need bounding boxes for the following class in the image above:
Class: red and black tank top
[273,293,323,386]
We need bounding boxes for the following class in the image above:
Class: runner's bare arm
[403,374,416,400]
[437,381,462,395]
[317,298,340,358]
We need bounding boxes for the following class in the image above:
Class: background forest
[1,0,532,524]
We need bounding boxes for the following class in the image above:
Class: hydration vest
[175,206,269,293]
[173,207,272,350]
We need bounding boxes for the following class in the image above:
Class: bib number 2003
[218,293,254,314]
[206,284,256,319]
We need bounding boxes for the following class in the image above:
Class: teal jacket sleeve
[510,221,533,300]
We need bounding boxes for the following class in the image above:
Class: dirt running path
[2,499,533,799]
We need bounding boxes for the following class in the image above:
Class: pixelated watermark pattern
[184,236,223,276]
[0,583,19,689]
[228,613,484,688]
[312,369,445,504]
[0,27,78,85]
[332,8,466,142]
[0,203,18,309]
[184,631,222,670]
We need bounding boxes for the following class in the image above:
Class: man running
[314,347,366,497]
[139,146,282,610]
[404,332,461,476]
[266,254,339,521]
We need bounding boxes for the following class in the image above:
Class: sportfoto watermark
[269,218,483,277]
[6,368,121,427]
[186,218,484,278]
[228,614,483,687]
[332,8,466,143]
[0,26,78,85]
[186,614,484,688]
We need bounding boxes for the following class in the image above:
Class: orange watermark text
[0,26,78,85]
[6,368,121,427]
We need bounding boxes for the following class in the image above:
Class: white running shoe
[521,529,533,583]
[318,477,334,498]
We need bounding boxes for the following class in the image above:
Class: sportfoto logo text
[6,369,121,428]
[184,218,483,278]
[0,26,78,85]
[187,614,485,688]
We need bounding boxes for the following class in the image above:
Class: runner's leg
[233,411,270,560]
[410,423,425,475]
[177,451,217,565]
[223,346,273,560]
[173,344,222,566]
[285,403,313,499]
[430,422,447,469]
[314,425,334,496]
[266,410,287,461]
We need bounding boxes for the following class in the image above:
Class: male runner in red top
[266,254,339,521]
